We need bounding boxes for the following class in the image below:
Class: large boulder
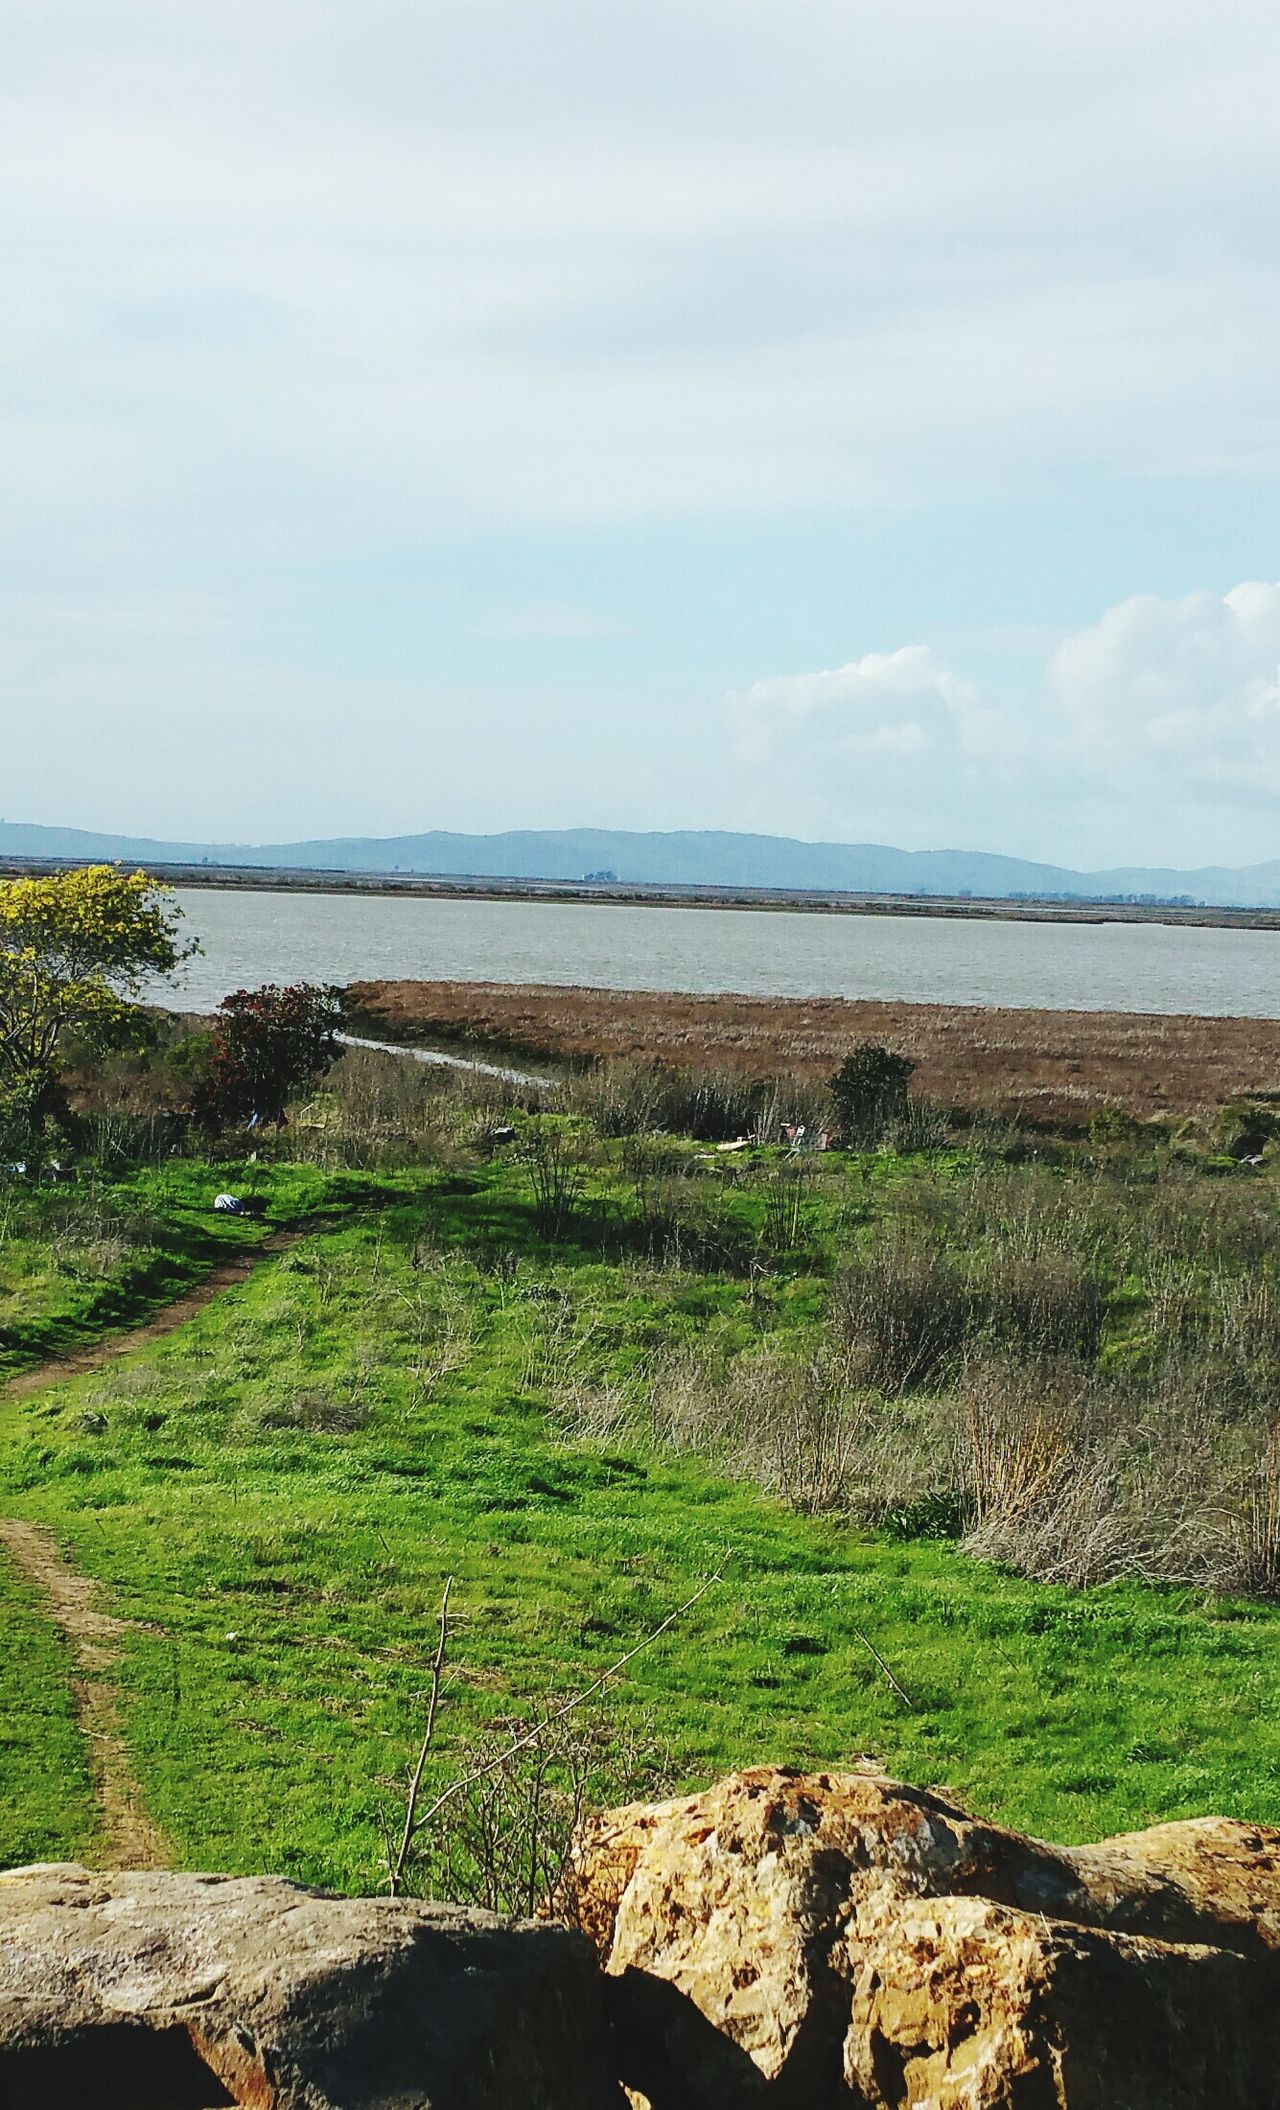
[0,1862,622,2110]
[569,1765,1280,2108]
[8,1776,1280,2108]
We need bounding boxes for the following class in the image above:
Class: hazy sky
[5,1,1280,868]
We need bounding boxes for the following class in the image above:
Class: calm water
[154,888,1280,1018]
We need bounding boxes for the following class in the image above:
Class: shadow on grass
[0,1174,400,1384]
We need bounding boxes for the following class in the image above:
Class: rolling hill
[2,821,1278,908]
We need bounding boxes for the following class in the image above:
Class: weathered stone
[0,1862,622,2110]
[570,1765,1280,2108]
[9,1774,1280,2108]
[843,1891,1275,2110]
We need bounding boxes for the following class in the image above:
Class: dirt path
[336,1028,551,1089]
[0,1517,173,1869]
[2,1228,297,1403]
[1,1230,299,1868]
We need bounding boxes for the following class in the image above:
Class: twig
[388,1575,453,1895]
[851,1624,916,1710]
[401,1564,726,1862]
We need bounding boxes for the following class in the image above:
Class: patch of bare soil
[0,1517,172,1869]
[0,1232,300,1869]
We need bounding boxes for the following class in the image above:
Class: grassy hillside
[3,1102,1280,1891]
[0,1162,376,1381]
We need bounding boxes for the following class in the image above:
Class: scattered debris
[212,1193,267,1218]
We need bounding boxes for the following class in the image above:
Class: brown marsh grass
[347,980,1280,1130]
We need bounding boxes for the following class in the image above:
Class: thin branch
[388,1575,453,1895]
[851,1623,915,1711]
[404,1563,726,1857]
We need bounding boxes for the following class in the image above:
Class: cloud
[734,646,990,767]
[729,645,1015,845]
[3,5,1280,860]
[1050,582,1280,800]
[729,583,1280,860]
[4,0,1280,554]
[738,646,978,721]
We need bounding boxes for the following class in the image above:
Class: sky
[4,0,1280,870]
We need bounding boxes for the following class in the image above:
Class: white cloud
[729,646,1012,844]
[3,4,1280,861]
[738,646,979,721]
[734,646,991,770]
[1051,583,1280,799]
[729,583,1280,862]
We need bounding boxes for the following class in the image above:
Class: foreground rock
[7,1775,1280,2109]
[570,1765,1280,2108]
[0,1863,620,2110]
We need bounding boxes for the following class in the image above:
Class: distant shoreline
[4,856,1278,932]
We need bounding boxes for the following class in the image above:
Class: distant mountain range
[3,820,1280,909]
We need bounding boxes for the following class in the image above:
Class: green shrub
[829,1044,916,1146]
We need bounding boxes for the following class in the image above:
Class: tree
[196,982,343,1131]
[828,1043,916,1146]
[0,865,190,1146]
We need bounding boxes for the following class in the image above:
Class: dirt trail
[0,1517,173,1869]
[1,1229,299,1869]
[2,1228,297,1403]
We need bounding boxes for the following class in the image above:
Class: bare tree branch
[387,1574,453,1895]
[851,1623,915,1710]
[396,1563,726,1879]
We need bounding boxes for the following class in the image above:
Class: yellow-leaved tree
[0,865,193,1149]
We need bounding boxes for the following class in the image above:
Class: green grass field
[3,1150,1279,1892]
[0,1552,97,1866]
[0,1160,385,1381]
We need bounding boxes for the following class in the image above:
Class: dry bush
[888,1096,951,1153]
[832,1238,972,1394]
[547,1330,964,1526]
[957,1355,1280,1596]
[623,1136,705,1258]
[1145,1263,1280,1414]
[560,1059,826,1144]
[383,1579,688,1915]
[301,1046,454,1167]
[754,1160,817,1258]
[72,1108,189,1168]
[546,1285,1280,1597]
[964,1355,1081,1526]
[1099,1175,1278,1269]
[258,1388,371,1433]
[300,1045,536,1168]
[566,1341,975,1540]
[559,1060,668,1138]
[520,1124,585,1239]
[34,1189,172,1280]
[747,1074,833,1144]
[611,1138,752,1271]
[363,1259,477,1391]
[647,1344,875,1513]
[1228,1420,1280,1598]
[407,1712,668,1920]
[864,1172,1108,1363]
[956,1357,1130,1587]
[975,1244,1106,1360]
